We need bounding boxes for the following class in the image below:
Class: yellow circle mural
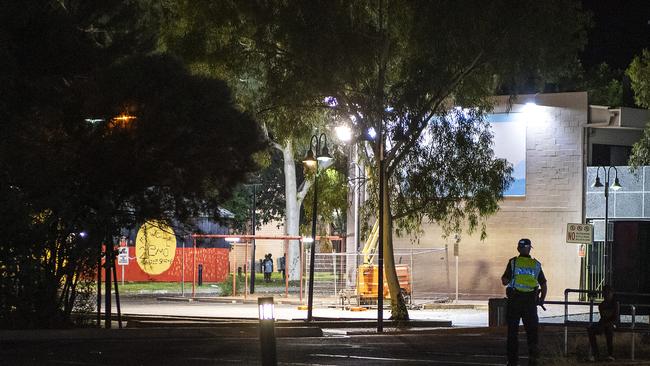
[135,220,176,275]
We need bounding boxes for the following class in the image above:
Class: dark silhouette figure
[588,285,618,362]
[197,264,203,286]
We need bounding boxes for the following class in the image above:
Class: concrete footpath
[0,296,596,341]
[123,295,590,326]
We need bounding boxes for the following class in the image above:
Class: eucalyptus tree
[160,2,339,280]
[161,1,588,318]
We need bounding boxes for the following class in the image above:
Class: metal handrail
[562,288,650,359]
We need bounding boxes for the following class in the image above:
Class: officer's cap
[517,238,532,248]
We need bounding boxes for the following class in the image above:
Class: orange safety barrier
[356,264,411,301]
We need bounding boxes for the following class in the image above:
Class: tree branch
[391,196,461,221]
[386,52,486,175]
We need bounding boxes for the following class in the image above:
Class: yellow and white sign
[566,223,593,244]
[135,221,176,275]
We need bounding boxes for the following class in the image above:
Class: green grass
[252,272,300,287]
[100,272,301,295]
[104,281,220,294]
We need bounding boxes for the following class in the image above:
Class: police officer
[501,238,547,366]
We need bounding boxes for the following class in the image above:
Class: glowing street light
[109,113,136,129]
[335,125,352,142]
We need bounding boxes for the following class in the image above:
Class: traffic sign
[117,247,129,265]
[566,223,593,244]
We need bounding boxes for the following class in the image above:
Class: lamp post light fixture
[592,166,622,286]
[302,133,333,322]
[258,296,277,366]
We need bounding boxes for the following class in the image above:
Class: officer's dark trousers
[507,291,538,365]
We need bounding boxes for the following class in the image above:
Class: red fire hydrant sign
[566,223,593,244]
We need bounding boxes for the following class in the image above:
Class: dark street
[1,329,513,366]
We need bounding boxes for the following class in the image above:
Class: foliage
[158,1,330,153]
[629,123,650,171]
[301,163,349,250]
[585,64,625,107]
[627,50,650,171]
[389,108,513,240]
[627,49,650,108]
[260,0,587,240]
[0,1,265,328]
[159,2,350,265]
[550,61,624,106]
[222,150,293,233]
[157,0,588,319]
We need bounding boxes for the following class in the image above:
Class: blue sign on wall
[486,113,526,196]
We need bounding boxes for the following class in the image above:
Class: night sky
[581,0,650,69]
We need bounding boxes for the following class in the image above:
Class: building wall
[229,220,288,274]
[394,92,588,299]
[117,247,230,283]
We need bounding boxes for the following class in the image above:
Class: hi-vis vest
[508,256,541,293]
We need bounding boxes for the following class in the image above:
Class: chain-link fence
[303,248,449,305]
[226,242,460,304]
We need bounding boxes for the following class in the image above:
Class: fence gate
[581,241,606,297]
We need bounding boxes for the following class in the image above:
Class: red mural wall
[114,247,230,282]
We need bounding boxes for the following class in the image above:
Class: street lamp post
[592,166,622,286]
[247,183,261,294]
[302,133,333,322]
[377,125,385,333]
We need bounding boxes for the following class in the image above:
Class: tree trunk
[282,140,302,281]
[382,173,409,321]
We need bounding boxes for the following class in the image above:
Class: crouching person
[588,285,619,362]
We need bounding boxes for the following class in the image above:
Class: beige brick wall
[394,92,587,299]
[228,220,288,274]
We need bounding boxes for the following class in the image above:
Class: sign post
[566,223,594,244]
[117,247,129,286]
[453,238,459,302]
